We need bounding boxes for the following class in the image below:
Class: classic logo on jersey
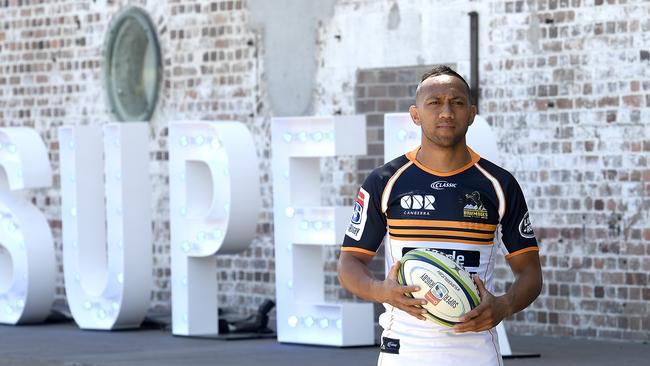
[463,191,488,220]
[430,180,457,190]
[346,187,369,241]
[400,194,435,216]
[519,211,535,238]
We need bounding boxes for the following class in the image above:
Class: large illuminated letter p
[169,121,260,336]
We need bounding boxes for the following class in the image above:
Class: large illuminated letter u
[58,123,152,330]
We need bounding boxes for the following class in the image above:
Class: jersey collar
[406,146,481,177]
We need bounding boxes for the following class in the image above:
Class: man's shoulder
[475,157,518,186]
[368,154,411,180]
[361,154,411,192]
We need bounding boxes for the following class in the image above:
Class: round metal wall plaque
[103,7,161,122]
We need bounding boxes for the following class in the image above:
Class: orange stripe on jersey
[505,246,539,259]
[387,218,497,232]
[341,247,377,256]
[389,228,495,239]
[389,236,495,245]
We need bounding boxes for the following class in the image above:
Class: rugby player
[338,66,543,366]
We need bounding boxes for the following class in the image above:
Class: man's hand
[338,251,428,321]
[375,261,429,321]
[453,274,511,333]
[453,251,543,333]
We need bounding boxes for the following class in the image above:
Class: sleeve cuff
[505,246,539,260]
[341,247,377,256]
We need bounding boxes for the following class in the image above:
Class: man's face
[409,75,477,149]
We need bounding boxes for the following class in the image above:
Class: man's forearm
[498,262,543,317]
[337,253,383,303]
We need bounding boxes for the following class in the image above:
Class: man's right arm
[337,251,428,320]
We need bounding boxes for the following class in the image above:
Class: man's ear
[468,105,478,126]
[409,105,420,126]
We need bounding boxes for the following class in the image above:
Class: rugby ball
[397,249,480,327]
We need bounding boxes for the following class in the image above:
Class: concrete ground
[0,322,648,366]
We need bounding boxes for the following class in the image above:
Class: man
[338,66,542,366]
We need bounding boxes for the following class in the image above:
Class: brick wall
[479,0,650,340]
[0,0,273,319]
[1,0,649,342]
[316,0,650,342]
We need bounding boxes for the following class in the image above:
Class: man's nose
[439,101,454,119]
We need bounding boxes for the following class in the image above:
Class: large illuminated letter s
[0,128,55,324]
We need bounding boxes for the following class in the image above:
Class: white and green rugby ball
[397,249,480,327]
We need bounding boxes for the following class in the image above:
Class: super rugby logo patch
[346,187,369,241]
[351,190,365,224]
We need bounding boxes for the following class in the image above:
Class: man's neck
[415,142,472,173]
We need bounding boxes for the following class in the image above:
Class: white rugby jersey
[342,146,538,365]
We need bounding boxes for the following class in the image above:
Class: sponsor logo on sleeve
[431,180,458,190]
[346,187,369,241]
[519,211,535,238]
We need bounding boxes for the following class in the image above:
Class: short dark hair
[417,65,472,103]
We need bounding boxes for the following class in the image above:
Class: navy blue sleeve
[499,176,539,259]
[341,170,387,256]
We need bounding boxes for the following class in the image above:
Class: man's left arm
[453,251,542,333]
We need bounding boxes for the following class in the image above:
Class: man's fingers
[399,296,427,307]
[459,302,485,322]
[454,319,480,333]
[455,311,488,332]
[456,304,494,332]
[473,274,487,296]
[399,285,420,294]
[396,304,428,321]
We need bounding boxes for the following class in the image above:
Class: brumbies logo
[519,212,535,238]
[463,191,488,220]
[346,187,369,241]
